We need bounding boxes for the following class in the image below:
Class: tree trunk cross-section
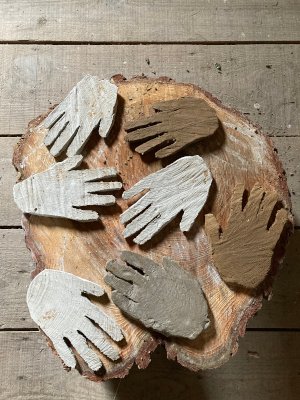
[12,76,293,381]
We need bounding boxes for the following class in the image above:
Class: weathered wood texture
[0,0,299,42]
[105,251,209,339]
[13,155,122,221]
[125,97,219,158]
[1,229,299,331]
[13,78,292,379]
[121,156,212,244]
[2,137,300,227]
[0,331,300,399]
[0,45,299,138]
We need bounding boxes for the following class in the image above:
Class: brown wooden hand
[125,97,219,158]
[205,183,289,289]
[105,251,210,340]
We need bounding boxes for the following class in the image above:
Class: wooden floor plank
[0,0,299,43]
[0,331,299,399]
[0,45,299,137]
[1,135,299,226]
[1,228,299,330]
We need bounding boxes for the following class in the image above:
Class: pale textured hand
[125,97,219,158]
[205,183,289,289]
[41,76,118,157]
[105,251,209,339]
[120,155,212,244]
[13,155,122,221]
[27,270,124,371]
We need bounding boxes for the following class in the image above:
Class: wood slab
[13,76,293,381]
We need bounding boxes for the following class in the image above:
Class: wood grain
[2,137,300,227]
[12,78,292,379]
[0,0,299,42]
[0,331,299,399]
[1,229,299,331]
[0,45,299,138]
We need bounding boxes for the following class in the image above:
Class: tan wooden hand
[105,251,210,340]
[27,270,124,371]
[205,183,289,289]
[125,97,219,158]
[41,75,118,157]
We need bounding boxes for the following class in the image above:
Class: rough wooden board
[0,229,35,329]
[1,229,299,331]
[13,78,292,379]
[0,137,21,225]
[0,45,299,137]
[0,0,299,42]
[105,251,209,339]
[2,136,300,227]
[249,229,300,328]
[0,331,300,399]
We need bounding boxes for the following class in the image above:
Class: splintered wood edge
[12,75,294,380]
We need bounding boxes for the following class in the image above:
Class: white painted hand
[27,270,124,371]
[41,76,118,157]
[120,156,212,244]
[13,155,122,221]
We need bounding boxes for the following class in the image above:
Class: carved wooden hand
[121,155,212,244]
[41,75,118,157]
[13,155,122,221]
[205,183,289,289]
[105,251,209,339]
[27,270,124,371]
[125,97,219,158]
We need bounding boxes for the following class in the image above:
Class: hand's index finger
[121,251,158,276]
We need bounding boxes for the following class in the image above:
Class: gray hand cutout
[13,155,122,221]
[41,76,118,157]
[27,269,124,371]
[105,251,210,340]
[120,155,212,244]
